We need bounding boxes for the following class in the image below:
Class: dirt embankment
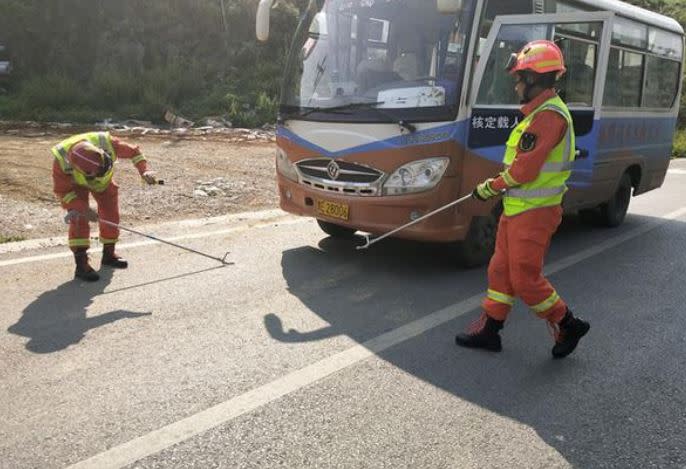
[0,131,278,241]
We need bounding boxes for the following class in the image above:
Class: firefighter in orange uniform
[52,131,158,282]
[455,40,590,359]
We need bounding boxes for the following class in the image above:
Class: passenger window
[555,23,601,107]
[648,28,683,60]
[612,17,648,50]
[643,56,680,108]
[556,38,597,106]
[603,49,644,107]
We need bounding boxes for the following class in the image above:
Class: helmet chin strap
[519,73,538,104]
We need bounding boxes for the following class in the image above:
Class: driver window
[475,22,601,107]
[476,24,549,105]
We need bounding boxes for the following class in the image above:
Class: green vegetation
[672,128,686,157]
[0,235,26,244]
[0,0,305,126]
[0,0,684,144]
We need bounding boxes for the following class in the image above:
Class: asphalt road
[2,160,686,469]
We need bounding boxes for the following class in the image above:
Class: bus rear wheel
[453,210,499,268]
[317,219,357,238]
[599,173,632,228]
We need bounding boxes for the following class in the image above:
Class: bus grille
[296,158,385,196]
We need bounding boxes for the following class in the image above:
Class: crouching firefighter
[455,40,590,359]
[51,131,158,282]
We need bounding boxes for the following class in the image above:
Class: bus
[256,0,684,266]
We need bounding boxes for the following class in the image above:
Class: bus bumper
[277,175,479,242]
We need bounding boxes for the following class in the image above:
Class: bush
[672,128,686,158]
[17,74,86,110]
[223,91,278,128]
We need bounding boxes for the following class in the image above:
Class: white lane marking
[0,209,291,255]
[668,169,686,175]
[67,205,686,469]
[0,218,307,268]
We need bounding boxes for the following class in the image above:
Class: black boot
[102,244,128,269]
[551,309,590,359]
[74,248,100,282]
[455,313,504,352]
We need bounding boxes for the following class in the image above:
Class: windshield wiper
[297,101,417,133]
[307,56,328,107]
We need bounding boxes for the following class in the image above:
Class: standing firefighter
[52,131,157,282]
[455,40,590,359]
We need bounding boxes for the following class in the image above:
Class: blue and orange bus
[257,0,684,265]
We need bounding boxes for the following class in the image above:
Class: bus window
[648,28,683,59]
[603,49,644,107]
[550,1,589,13]
[556,38,597,107]
[475,21,602,107]
[643,55,680,108]
[554,23,601,107]
[476,0,532,56]
[476,24,549,105]
[612,17,648,49]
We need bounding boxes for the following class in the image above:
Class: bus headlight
[383,157,449,195]
[276,148,299,182]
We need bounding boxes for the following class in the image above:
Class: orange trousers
[68,182,120,251]
[483,205,567,323]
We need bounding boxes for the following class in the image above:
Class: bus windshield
[281,0,476,123]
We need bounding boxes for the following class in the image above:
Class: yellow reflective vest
[51,131,117,193]
[502,95,575,217]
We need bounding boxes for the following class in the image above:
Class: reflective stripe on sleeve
[501,170,519,187]
[131,155,146,165]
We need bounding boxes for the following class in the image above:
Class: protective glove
[472,178,500,201]
[64,208,98,224]
[142,171,158,185]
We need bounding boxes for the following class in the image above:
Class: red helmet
[68,141,111,177]
[506,40,566,78]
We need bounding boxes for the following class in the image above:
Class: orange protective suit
[482,89,569,324]
[52,136,148,251]
[482,205,567,323]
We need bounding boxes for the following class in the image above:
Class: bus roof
[575,0,684,34]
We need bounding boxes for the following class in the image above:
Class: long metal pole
[96,217,233,265]
[356,193,474,250]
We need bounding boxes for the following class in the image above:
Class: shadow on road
[7,267,151,354]
[269,213,686,467]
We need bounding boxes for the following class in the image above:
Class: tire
[453,210,500,268]
[578,207,600,226]
[316,219,357,238]
[599,173,632,228]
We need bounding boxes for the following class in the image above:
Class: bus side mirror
[437,0,463,14]
[256,0,275,42]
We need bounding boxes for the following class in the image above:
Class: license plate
[316,199,349,221]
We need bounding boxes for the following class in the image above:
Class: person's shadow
[7,267,151,354]
[267,214,686,467]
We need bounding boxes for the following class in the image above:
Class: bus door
[466,12,613,209]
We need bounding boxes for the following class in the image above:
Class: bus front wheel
[317,219,357,238]
[453,210,499,268]
[599,173,632,228]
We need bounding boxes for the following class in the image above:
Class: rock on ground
[0,132,278,240]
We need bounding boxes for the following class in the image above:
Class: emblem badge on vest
[519,132,537,152]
